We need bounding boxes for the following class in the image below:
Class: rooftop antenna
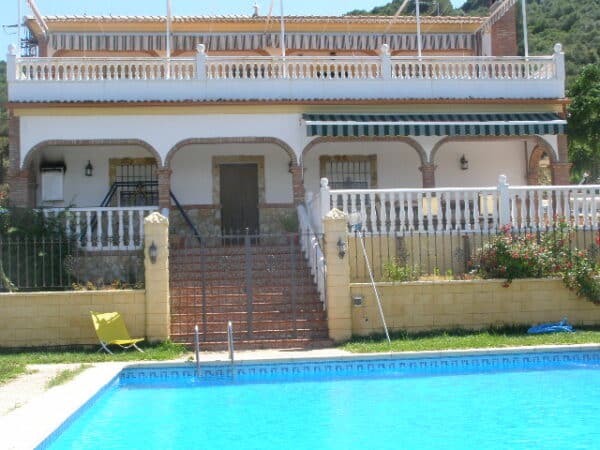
[17,0,22,56]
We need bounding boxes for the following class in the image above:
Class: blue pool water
[41,351,600,450]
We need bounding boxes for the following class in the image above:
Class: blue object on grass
[527,318,574,334]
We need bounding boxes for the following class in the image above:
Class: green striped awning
[303,113,567,137]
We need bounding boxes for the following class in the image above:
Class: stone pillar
[419,163,436,188]
[289,165,305,206]
[551,135,572,185]
[144,212,170,342]
[157,168,172,217]
[323,208,352,342]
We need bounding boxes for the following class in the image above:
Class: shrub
[473,222,600,304]
[383,259,420,282]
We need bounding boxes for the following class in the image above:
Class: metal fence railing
[0,237,144,291]
[348,225,600,283]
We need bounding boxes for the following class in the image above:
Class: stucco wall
[350,279,600,336]
[303,141,423,194]
[170,143,293,205]
[0,290,146,347]
[435,140,527,187]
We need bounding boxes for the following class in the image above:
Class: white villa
[6,0,570,239]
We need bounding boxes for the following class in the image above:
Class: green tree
[568,64,600,182]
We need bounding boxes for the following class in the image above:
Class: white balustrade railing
[16,57,196,81]
[43,206,157,250]
[508,185,600,231]
[206,55,381,80]
[319,176,600,234]
[297,204,326,308]
[391,56,556,81]
[13,52,561,83]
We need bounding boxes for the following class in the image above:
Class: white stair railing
[43,206,157,250]
[297,204,327,309]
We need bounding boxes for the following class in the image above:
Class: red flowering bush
[474,222,600,304]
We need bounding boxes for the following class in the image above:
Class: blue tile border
[119,349,600,386]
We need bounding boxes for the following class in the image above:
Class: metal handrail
[169,190,202,245]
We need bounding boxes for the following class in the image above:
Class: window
[319,155,377,189]
[109,158,158,206]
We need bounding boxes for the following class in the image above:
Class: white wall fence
[311,176,600,234]
[43,206,157,251]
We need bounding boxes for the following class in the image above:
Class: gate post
[323,208,352,342]
[144,212,170,342]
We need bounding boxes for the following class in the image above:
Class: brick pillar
[157,168,172,216]
[419,163,437,188]
[551,135,572,185]
[551,163,571,185]
[144,212,170,342]
[6,112,27,206]
[323,208,352,342]
[290,165,305,206]
[491,3,518,56]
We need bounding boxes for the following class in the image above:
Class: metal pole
[279,0,286,58]
[194,324,201,377]
[166,0,172,59]
[521,0,529,59]
[17,0,21,57]
[415,0,422,60]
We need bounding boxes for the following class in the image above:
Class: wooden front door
[220,164,259,234]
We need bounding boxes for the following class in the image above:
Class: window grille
[111,158,158,206]
[320,156,375,189]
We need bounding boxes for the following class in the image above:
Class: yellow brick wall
[350,279,600,336]
[0,290,146,347]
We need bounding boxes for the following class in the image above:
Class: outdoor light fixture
[149,241,158,264]
[84,160,93,177]
[460,155,469,171]
[337,237,347,259]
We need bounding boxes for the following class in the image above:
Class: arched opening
[23,139,161,208]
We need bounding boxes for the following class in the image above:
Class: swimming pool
[38,348,600,449]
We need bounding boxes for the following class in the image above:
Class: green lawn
[341,326,600,353]
[0,341,188,385]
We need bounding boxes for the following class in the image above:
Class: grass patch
[46,364,91,389]
[0,360,27,385]
[341,325,600,353]
[0,340,188,366]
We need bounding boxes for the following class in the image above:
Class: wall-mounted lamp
[148,241,158,264]
[84,160,93,177]
[460,154,469,171]
[337,237,347,259]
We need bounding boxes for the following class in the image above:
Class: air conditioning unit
[41,167,65,202]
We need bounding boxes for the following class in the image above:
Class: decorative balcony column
[551,134,572,185]
[195,44,207,81]
[419,163,437,188]
[157,168,172,216]
[289,165,305,206]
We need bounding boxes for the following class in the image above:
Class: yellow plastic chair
[90,311,144,354]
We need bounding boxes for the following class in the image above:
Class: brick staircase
[169,238,331,350]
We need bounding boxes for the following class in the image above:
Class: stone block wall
[350,279,600,336]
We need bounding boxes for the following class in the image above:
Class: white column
[379,44,391,80]
[195,44,207,81]
[498,174,511,227]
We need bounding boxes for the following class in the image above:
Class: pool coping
[2,344,600,449]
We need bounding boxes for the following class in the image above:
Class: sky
[0,0,466,56]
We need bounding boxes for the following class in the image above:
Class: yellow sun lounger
[90,311,144,354]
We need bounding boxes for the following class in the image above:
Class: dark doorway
[220,164,259,234]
